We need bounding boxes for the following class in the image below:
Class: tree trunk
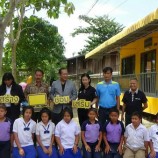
[0,24,5,79]
[12,44,17,81]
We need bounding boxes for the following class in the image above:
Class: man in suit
[50,68,77,125]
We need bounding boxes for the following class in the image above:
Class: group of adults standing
[0,66,148,127]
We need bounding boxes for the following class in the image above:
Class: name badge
[72,99,91,109]
[54,96,70,104]
[0,95,19,103]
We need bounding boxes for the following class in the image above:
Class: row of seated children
[0,103,158,158]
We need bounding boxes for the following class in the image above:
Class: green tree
[0,0,75,79]
[4,16,66,82]
[72,15,124,54]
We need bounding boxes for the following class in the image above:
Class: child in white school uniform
[123,112,149,158]
[148,113,158,158]
[12,106,36,158]
[55,107,82,158]
[36,107,58,158]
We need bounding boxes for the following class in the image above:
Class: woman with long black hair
[0,72,25,122]
[77,73,97,126]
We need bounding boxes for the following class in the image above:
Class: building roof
[85,8,158,59]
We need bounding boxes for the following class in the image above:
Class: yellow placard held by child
[54,96,70,104]
[0,95,19,103]
[28,93,47,106]
[72,99,91,109]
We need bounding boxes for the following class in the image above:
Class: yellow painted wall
[120,31,158,75]
[120,32,158,115]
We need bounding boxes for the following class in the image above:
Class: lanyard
[42,124,50,134]
[23,122,30,131]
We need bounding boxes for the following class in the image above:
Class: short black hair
[35,69,44,75]
[131,111,142,119]
[0,104,7,111]
[62,107,73,119]
[58,68,67,74]
[103,67,113,73]
[88,108,97,114]
[130,78,138,82]
[22,106,34,117]
[39,107,51,121]
[2,72,16,86]
[109,108,119,115]
[155,113,158,120]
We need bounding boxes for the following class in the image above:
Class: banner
[72,99,91,109]
[28,93,47,106]
[54,96,70,104]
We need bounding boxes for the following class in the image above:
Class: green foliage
[72,15,124,54]
[0,0,75,19]
[3,16,66,81]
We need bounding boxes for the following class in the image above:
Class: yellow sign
[72,99,91,109]
[0,95,19,103]
[28,93,47,106]
[54,96,70,104]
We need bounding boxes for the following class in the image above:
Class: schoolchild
[103,108,124,158]
[148,113,158,158]
[81,108,102,158]
[0,104,13,158]
[36,107,58,158]
[12,106,36,158]
[55,107,82,158]
[123,112,149,158]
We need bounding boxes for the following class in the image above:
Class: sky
[33,0,158,58]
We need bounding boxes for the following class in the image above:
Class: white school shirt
[55,119,80,149]
[13,118,36,147]
[124,123,149,151]
[36,120,55,146]
[149,124,158,152]
[5,86,12,107]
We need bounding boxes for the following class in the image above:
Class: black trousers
[98,106,117,126]
[77,108,89,127]
[0,141,11,158]
[52,111,63,125]
[6,106,20,122]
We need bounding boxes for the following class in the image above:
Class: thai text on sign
[72,99,91,109]
[54,96,70,104]
[0,95,19,103]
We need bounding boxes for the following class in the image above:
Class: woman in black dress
[77,73,97,126]
[0,72,25,122]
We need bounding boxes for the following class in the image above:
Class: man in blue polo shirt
[96,67,121,125]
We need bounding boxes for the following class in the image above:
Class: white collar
[129,88,138,94]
